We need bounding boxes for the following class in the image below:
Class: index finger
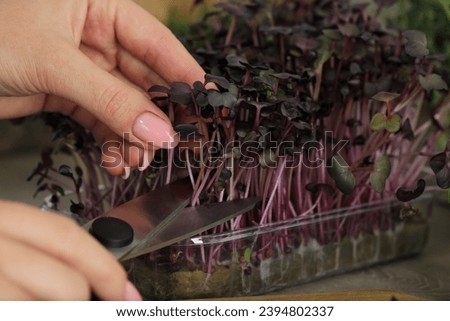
[115,0,205,86]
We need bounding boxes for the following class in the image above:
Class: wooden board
[207,290,423,301]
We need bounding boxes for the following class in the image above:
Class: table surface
[1,151,449,300]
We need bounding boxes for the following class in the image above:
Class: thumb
[43,46,177,149]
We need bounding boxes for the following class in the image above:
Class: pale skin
[0,0,206,300]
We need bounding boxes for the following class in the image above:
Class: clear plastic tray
[126,195,431,300]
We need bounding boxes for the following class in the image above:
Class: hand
[0,200,141,300]
[0,0,206,176]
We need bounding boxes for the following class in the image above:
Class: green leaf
[315,47,332,70]
[370,156,392,193]
[438,0,450,20]
[418,74,449,92]
[403,30,429,58]
[370,113,387,131]
[244,248,252,263]
[322,29,342,40]
[371,91,400,103]
[327,155,356,195]
[385,114,402,133]
[374,155,392,177]
[370,172,387,193]
[338,23,360,37]
[259,149,276,168]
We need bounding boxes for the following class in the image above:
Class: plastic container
[126,195,431,300]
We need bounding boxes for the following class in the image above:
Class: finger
[0,275,34,301]
[80,40,168,94]
[0,95,45,119]
[115,0,206,85]
[116,48,168,91]
[0,201,138,301]
[44,69,151,140]
[40,43,177,149]
[43,96,153,176]
[0,234,89,300]
[79,43,115,73]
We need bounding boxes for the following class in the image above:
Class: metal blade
[119,197,261,261]
[83,178,192,260]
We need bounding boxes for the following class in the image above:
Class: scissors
[83,178,260,261]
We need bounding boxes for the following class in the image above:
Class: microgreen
[29,0,450,275]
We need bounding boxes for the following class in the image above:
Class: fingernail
[124,281,142,301]
[121,162,131,180]
[133,113,177,148]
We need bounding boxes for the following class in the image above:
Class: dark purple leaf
[281,103,301,119]
[226,54,248,69]
[75,166,83,177]
[262,26,292,35]
[33,184,48,198]
[299,101,320,115]
[401,118,415,141]
[195,48,219,56]
[435,167,450,189]
[41,148,53,167]
[429,153,450,189]
[207,90,224,108]
[51,184,65,196]
[174,124,201,139]
[219,168,232,181]
[58,165,73,178]
[243,100,276,110]
[169,82,193,105]
[70,200,85,215]
[205,74,231,89]
[292,121,312,130]
[148,85,169,94]
[193,81,205,92]
[221,92,237,109]
[346,119,362,128]
[196,92,209,107]
[429,152,447,174]
[215,2,250,17]
[350,63,362,75]
[395,179,426,202]
[353,135,366,146]
[270,73,303,81]
[305,183,335,195]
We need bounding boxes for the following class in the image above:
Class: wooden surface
[210,290,423,301]
[1,152,449,300]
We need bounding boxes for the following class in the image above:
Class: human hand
[0,0,206,176]
[0,200,141,300]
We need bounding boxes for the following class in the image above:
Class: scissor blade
[83,178,192,260]
[119,197,261,261]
